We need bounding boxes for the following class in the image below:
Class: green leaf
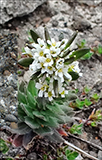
[75,99,84,109]
[64,31,78,50]
[97,45,102,54]
[35,126,52,135]
[91,93,100,101]
[65,149,71,155]
[91,122,97,127]
[27,90,37,108]
[83,86,91,94]
[68,71,79,80]
[18,58,33,67]
[33,111,47,121]
[30,30,40,43]
[81,51,93,60]
[70,124,83,135]
[44,27,51,42]
[36,116,59,128]
[84,98,92,106]
[46,103,65,116]
[19,81,26,93]
[18,91,27,104]
[64,57,75,65]
[25,116,40,129]
[0,139,9,154]
[18,104,27,121]
[76,39,86,48]
[66,150,79,160]
[27,80,38,97]
[20,103,34,119]
[70,48,90,59]
[65,48,90,65]
[22,47,25,52]
[30,70,41,80]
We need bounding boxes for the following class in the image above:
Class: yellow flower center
[61,90,65,95]
[48,91,52,97]
[39,51,44,56]
[52,42,56,47]
[58,68,62,72]
[47,66,53,71]
[50,50,56,55]
[46,58,51,63]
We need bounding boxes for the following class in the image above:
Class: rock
[72,9,91,31]
[0,0,47,25]
[1,86,14,97]
[3,70,11,76]
[98,150,102,160]
[43,17,51,23]
[0,99,6,108]
[36,26,73,41]
[5,114,18,122]
[27,152,37,160]
[52,20,59,27]
[77,0,102,6]
[89,151,97,158]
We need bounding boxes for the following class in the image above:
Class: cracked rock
[0,0,47,25]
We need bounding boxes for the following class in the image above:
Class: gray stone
[0,0,47,25]
[5,114,18,122]
[72,9,91,31]
[98,151,102,160]
[1,86,14,97]
[78,0,102,6]
[27,152,37,160]
[36,26,73,41]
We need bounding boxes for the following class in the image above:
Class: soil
[0,0,102,160]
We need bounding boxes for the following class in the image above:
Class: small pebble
[0,99,6,107]
[5,114,18,122]
[3,70,11,76]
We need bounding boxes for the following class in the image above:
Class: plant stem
[64,140,99,160]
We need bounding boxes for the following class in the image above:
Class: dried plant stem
[68,132,102,151]
[64,140,99,160]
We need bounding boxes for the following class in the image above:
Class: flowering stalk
[19,28,89,101]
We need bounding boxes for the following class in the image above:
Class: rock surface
[0,0,47,25]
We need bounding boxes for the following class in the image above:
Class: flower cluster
[22,37,82,101]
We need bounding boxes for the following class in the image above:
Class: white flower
[46,65,55,75]
[68,61,82,76]
[47,38,61,48]
[31,38,46,49]
[22,46,34,57]
[37,38,46,48]
[56,58,64,69]
[55,66,72,82]
[36,46,45,59]
[29,60,41,73]
[43,52,53,67]
[60,39,68,51]
[36,81,48,97]
[50,46,60,57]
[44,84,55,101]
[58,86,68,98]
